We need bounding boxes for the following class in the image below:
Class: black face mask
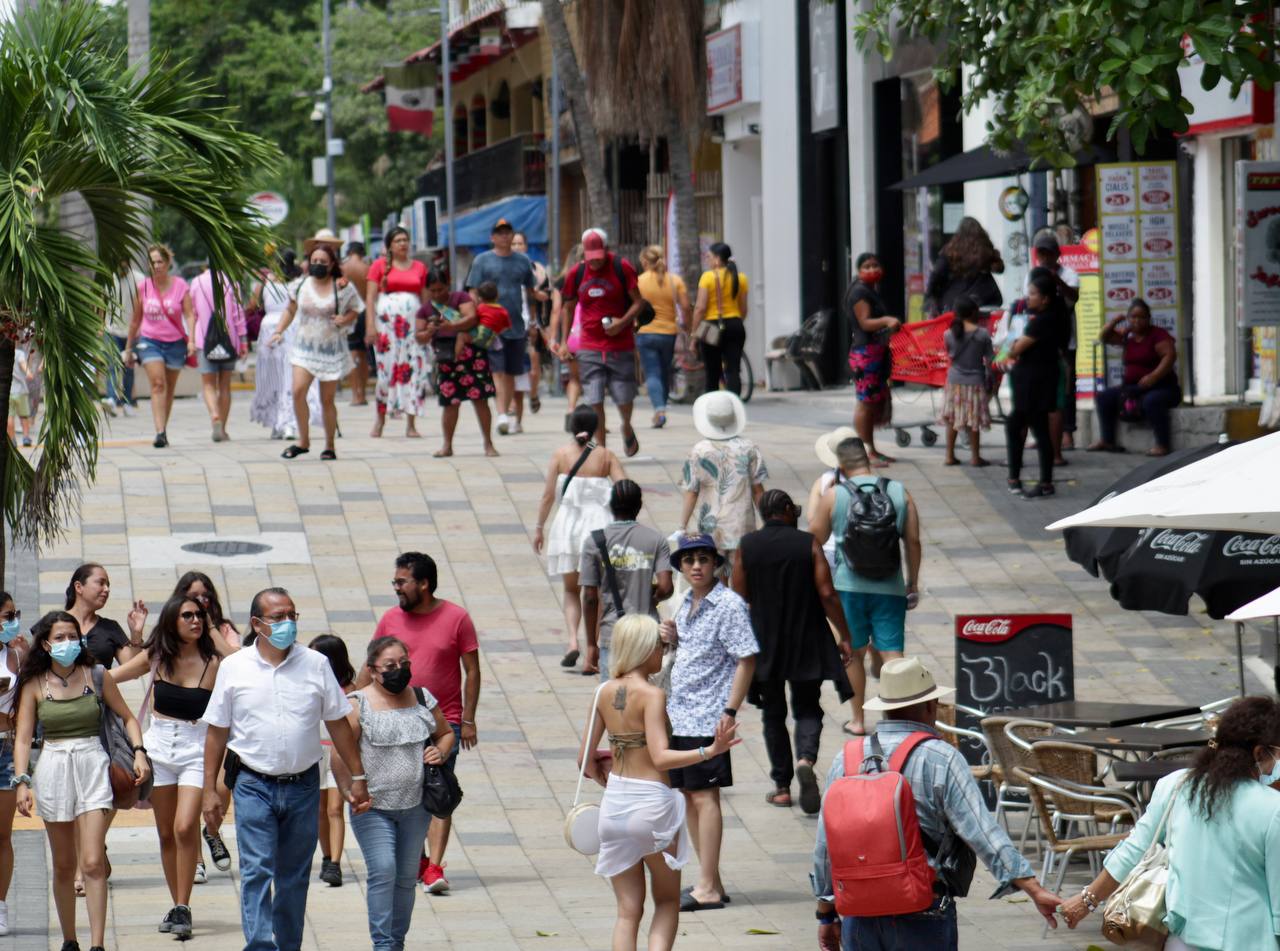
[309,263,330,279]
[380,664,412,695]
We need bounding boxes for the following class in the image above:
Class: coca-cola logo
[961,618,1011,638]
[1105,193,1131,206]
[1107,286,1136,301]
[1107,241,1133,255]
[1143,189,1171,204]
[1148,529,1209,554]
[1223,535,1280,558]
[1145,238,1173,254]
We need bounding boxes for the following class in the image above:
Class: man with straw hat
[811,657,1063,949]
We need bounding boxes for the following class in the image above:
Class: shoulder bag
[90,665,154,809]
[590,529,626,617]
[413,687,463,818]
[694,271,723,348]
[564,683,608,855]
[1101,775,1188,948]
[560,441,597,499]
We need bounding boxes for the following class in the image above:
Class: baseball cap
[491,218,514,233]
[1033,231,1060,253]
[583,230,606,262]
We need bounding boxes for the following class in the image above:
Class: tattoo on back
[612,686,627,711]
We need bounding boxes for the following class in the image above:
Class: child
[471,280,511,351]
[939,296,994,466]
[8,346,34,447]
[309,634,356,888]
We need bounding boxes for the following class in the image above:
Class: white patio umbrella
[1046,431,1280,534]
[1228,585,1280,622]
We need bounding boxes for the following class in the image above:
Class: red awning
[361,11,538,94]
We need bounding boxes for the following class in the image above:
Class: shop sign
[1236,161,1280,326]
[1181,36,1275,135]
[707,25,743,113]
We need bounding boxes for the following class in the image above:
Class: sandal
[530,394,542,413]
[281,445,309,459]
[679,893,726,912]
[320,449,337,461]
[622,425,640,458]
[560,649,580,668]
[970,457,991,468]
[943,457,960,466]
[682,886,731,905]
[842,721,866,737]
[765,789,793,807]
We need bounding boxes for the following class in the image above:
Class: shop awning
[889,143,1117,190]
[361,11,539,93]
[438,195,547,250]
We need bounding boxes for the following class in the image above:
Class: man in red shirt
[557,229,644,454]
[366,551,481,895]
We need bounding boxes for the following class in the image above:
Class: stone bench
[1073,400,1267,453]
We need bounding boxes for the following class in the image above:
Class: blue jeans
[637,333,676,411]
[232,765,320,951]
[350,805,432,951]
[104,332,135,406]
[842,896,957,950]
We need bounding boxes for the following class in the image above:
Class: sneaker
[203,826,231,871]
[283,427,298,441]
[170,904,192,938]
[193,860,207,884]
[320,857,343,887]
[509,421,523,435]
[159,907,176,933]
[422,861,449,894]
[101,398,117,417]
[121,402,136,418]
[496,414,510,435]
[0,898,8,935]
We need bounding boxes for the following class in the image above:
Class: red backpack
[823,732,938,917]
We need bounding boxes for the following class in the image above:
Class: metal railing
[417,132,545,211]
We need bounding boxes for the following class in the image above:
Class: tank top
[0,646,17,717]
[38,670,100,740]
[153,658,213,721]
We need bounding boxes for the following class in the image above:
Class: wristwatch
[132,745,147,754]
[723,707,737,718]
[816,909,839,924]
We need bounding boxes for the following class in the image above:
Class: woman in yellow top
[690,242,749,397]
[636,246,690,429]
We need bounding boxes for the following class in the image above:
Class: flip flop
[796,762,821,815]
[530,394,542,413]
[623,425,640,458]
[680,893,726,912]
[970,458,991,468]
[765,789,793,807]
[943,458,960,466]
[560,649,580,668]
[580,667,599,676]
[842,721,866,737]
[320,449,336,461]
[682,886,731,904]
[281,445,309,459]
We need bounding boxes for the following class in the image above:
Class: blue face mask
[264,619,297,650]
[49,639,82,667]
[1260,754,1280,787]
[0,620,18,644]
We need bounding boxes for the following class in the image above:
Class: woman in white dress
[249,251,319,439]
[270,240,361,460]
[533,405,625,670]
[578,615,738,951]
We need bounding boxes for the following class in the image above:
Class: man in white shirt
[201,588,369,951]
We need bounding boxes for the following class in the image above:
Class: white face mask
[1260,750,1280,787]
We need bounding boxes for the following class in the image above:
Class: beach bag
[824,732,938,917]
[564,684,607,855]
[414,688,463,818]
[91,665,154,810]
[1101,776,1187,948]
[840,478,901,580]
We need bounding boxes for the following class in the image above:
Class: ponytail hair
[639,245,667,281]
[65,562,104,610]
[569,405,599,446]
[1187,696,1280,821]
[950,296,979,342]
[710,242,738,298]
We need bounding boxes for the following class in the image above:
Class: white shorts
[33,737,112,822]
[145,718,208,788]
[319,744,335,790]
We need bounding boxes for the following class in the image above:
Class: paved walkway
[4,384,1257,950]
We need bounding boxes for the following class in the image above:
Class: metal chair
[1030,741,1141,836]
[1146,696,1236,730]
[981,717,1055,850]
[935,702,997,785]
[1014,767,1139,937]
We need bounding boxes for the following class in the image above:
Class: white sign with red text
[1235,161,1280,327]
[1097,162,1181,340]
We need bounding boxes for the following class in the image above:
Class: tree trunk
[540,0,616,237]
[666,109,700,291]
[0,338,14,588]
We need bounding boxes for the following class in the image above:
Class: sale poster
[1140,214,1177,260]
[1101,216,1138,262]
[1235,161,1280,327]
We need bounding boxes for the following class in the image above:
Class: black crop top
[153,659,213,721]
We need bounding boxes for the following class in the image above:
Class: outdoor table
[1111,759,1194,784]
[1064,727,1211,754]
[998,701,1202,729]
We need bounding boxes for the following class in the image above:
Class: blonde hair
[639,245,667,278]
[146,243,174,265]
[559,243,585,280]
[609,614,661,679]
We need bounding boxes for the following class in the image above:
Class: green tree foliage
[854,0,1280,162]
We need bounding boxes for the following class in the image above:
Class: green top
[37,692,101,740]
[832,475,908,597]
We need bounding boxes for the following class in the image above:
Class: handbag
[1101,775,1188,948]
[414,688,463,818]
[564,683,607,856]
[90,665,154,810]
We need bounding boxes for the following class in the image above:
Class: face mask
[309,263,330,279]
[49,639,82,666]
[380,665,412,695]
[1259,755,1280,787]
[0,620,18,644]
[861,268,884,285]
[264,619,297,650]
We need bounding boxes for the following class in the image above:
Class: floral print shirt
[680,436,769,551]
[667,582,759,737]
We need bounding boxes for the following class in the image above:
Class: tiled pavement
[2,384,1261,950]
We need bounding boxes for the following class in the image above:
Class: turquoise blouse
[1104,769,1280,950]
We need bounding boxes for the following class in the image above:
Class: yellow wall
[448,39,545,153]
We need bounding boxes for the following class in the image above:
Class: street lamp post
[322,0,336,232]
[441,0,457,284]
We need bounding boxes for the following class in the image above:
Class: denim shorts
[493,335,528,376]
[0,736,14,791]
[135,336,188,370]
[445,722,462,771]
[839,590,907,652]
[197,351,237,375]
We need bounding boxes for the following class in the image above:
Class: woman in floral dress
[417,267,498,458]
[364,226,429,438]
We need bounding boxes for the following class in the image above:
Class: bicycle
[668,330,754,404]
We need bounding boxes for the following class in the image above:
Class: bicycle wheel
[737,353,754,402]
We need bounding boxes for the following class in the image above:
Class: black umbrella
[889,143,1117,190]
[1064,442,1234,582]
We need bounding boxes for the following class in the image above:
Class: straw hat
[303,228,344,256]
[862,657,955,712]
[814,426,858,469]
[692,391,746,441]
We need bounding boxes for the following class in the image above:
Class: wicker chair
[1029,741,1140,832]
[935,703,997,785]
[982,716,1057,849]
[1014,767,1139,937]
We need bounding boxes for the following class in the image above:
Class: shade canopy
[1228,585,1280,621]
[890,143,1117,191]
[437,195,547,254]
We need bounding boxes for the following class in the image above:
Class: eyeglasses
[391,579,415,589]
[375,662,409,674]
[257,612,300,623]
[681,553,715,566]
[0,610,19,621]
[179,611,204,622]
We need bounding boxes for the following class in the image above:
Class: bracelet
[349,774,367,782]
[461,720,475,726]
[698,746,707,761]
[132,745,147,754]
[13,774,31,787]
[1080,887,1099,913]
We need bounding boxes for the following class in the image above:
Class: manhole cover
[180,540,273,558]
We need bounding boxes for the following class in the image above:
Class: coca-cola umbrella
[1063,441,1234,582]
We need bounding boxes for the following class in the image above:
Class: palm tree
[0,0,277,582]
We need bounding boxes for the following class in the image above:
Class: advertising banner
[1235,161,1280,327]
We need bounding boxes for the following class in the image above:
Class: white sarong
[594,773,691,879]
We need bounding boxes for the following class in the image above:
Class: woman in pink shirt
[124,244,196,448]
[189,268,248,443]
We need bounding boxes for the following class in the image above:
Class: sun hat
[692,391,746,441]
[814,426,859,469]
[303,228,344,256]
[862,657,955,712]
[668,533,725,570]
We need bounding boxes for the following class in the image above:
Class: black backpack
[840,478,901,580]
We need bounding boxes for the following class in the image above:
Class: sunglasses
[179,611,204,622]
[681,553,716,566]
[0,610,19,621]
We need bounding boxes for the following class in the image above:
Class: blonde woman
[579,615,738,951]
[636,246,689,428]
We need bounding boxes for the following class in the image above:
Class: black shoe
[153,431,168,448]
[1006,479,1023,496]
[159,906,176,933]
[170,904,192,938]
[1022,482,1055,499]
[203,825,232,871]
[60,942,81,951]
[320,857,343,887]
[281,444,309,459]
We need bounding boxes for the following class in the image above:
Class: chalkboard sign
[953,614,1074,765]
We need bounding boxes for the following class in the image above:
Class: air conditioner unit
[413,197,441,251]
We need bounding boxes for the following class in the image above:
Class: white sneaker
[0,898,9,935]
[101,398,117,417]
[509,421,523,434]
[496,414,510,435]
[193,861,207,885]
[121,403,136,418]
[283,427,298,441]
